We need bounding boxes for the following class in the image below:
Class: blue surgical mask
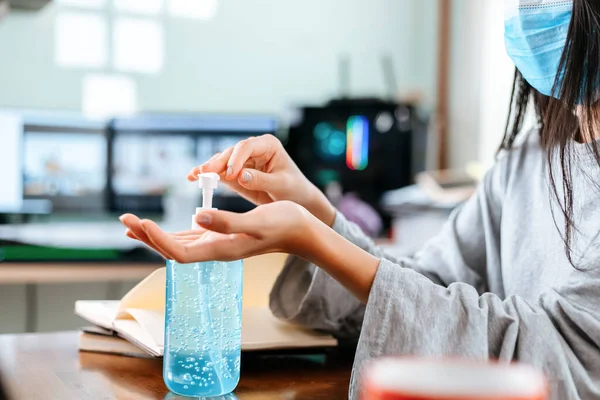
[504,0,573,99]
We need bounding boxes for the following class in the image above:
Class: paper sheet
[118,268,166,313]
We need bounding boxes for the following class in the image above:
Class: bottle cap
[198,172,220,190]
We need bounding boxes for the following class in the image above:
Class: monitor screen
[109,115,278,214]
[24,132,107,197]
[285,100,421,232]
[112,133,195,196]
[22,117,108,212]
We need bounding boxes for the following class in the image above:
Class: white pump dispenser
[192,172,220,229]
[164,169,244,397]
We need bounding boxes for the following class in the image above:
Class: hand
[121,201,380,303]
[187,134,336,226]
[119,201,316,263]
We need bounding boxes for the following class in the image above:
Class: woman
[121,0,600,398]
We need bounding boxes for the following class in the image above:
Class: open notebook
[75,268,337,357]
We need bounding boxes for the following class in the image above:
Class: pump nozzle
[198,172,220,210]
[192,172,220,229]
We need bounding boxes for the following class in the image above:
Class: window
[113,17,164,74]
[168,0,218,20]
[55,12,107,68]
[55,0,107,9]
[55,0,219,117]
[113,0,163,15]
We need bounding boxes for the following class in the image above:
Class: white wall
[0,0,439,115]
[478,1,517,166]
[447,0,515,168]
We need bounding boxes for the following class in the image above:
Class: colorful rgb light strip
[346,116,369,171]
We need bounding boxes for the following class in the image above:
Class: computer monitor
[286,98,428,230]
[108,115,279,214]
[22,115,108,213]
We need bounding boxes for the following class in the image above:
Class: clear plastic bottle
[163,173,244,397]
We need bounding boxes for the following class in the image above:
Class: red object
[361,358,548,400]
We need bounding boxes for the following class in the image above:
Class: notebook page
[123,308,165,348]
[113,318,163,357]
[117,268,166,316]
[74,300,121,330]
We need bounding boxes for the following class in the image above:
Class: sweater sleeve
[349,259,600,400]
[270,160,505,336]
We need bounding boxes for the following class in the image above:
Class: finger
[125,228,139,240]
[226,135,278,181]
[121,216,173,259]
[120,214,152,243]
[237,168,280,192]
[141,220,189,263]
[201,147,234,175]
[170,228,207,237]
[188,151,226,181]
[126,227,172,259]
[187,166,202,181]
[220,177,272,205]
[195,210,262,236]
[168,234,203,242]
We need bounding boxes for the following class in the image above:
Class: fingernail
[226,166,233,177]
[241,170,252,183]
[196,213,212,225]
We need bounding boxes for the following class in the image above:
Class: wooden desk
[0,331,352,400]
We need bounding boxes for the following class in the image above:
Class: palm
[165,229,257,261]
[170,229,251,248]
[121,201,307,264]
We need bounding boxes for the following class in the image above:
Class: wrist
[302,217,379,303]
[305,185,336,227]
[283,203,323,257]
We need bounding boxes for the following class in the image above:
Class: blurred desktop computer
[21,114,109,214]
[108,115,279,214]
[285,98,428,230]
[2,111,278,219]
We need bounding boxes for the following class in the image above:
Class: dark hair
[500,0,600,265]
[0,375,8,400]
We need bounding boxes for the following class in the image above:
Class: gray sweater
[269,131,600,400]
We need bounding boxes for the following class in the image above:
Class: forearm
[304,183,337,227]
[302,216,380,303]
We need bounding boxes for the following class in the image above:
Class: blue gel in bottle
[164,259,243,396]
[163,173,244,397]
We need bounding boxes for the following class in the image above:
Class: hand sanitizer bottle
[163,173,244,397]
